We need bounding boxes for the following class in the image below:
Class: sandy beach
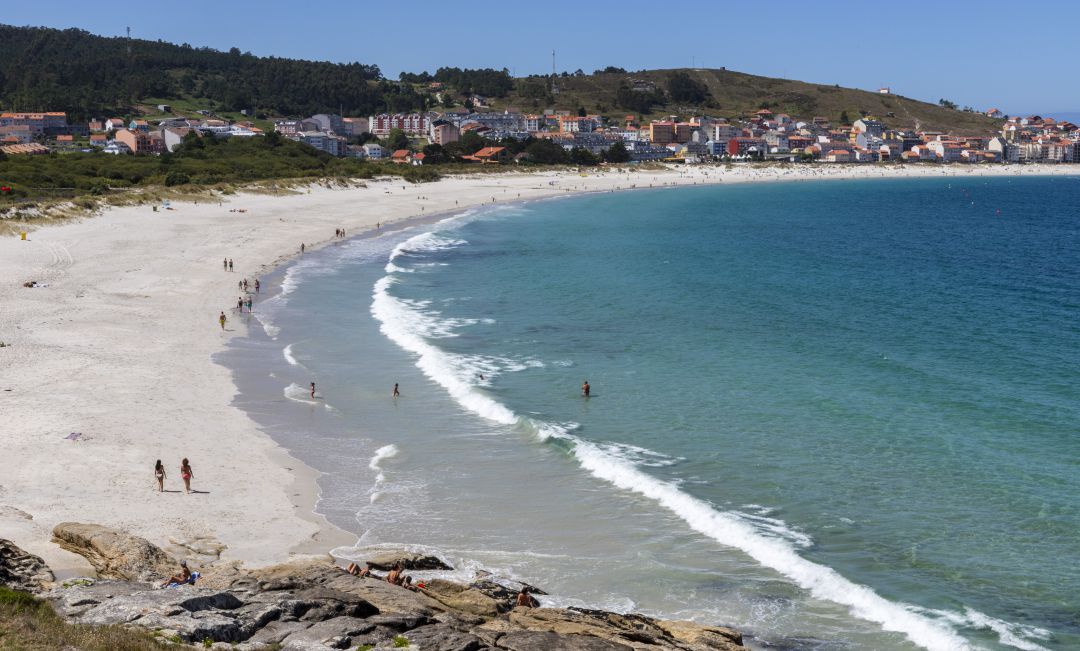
[1,162,1075,578]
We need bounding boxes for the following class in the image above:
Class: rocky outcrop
[362,550,453,571]
[41,524,747,650]
[0,538,55,592]
[51,522,177,581]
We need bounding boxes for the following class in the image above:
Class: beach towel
[65,432,82,441]
[166,571,200,588]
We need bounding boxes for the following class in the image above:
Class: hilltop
[0,24,1000,135]
[496,68,1002,135]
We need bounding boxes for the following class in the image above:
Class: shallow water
[221,176,1080,651]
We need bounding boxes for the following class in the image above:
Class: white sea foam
[284,382,321,406]
[283,343,300,367]
[367,229,1048,651]
[367,444,399,504]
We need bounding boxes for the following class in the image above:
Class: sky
[5,1,1079,117]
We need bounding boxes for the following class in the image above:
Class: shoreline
[2,163,1077,579]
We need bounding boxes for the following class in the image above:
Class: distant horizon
[2,0,1078,117]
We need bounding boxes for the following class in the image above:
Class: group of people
[334,228,347,238]
[154,458,195,494]
[222,258,234,271]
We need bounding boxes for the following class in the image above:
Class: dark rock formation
[0,538,54,592]
[363,550,453,571]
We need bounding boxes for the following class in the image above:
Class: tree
[667,71,709,103]
[524,139,569,164]
[595,66,627,74]
[603,141,631,163]
[421,143,447,164]
[164,170,191,186]
[577,106,587,117]
[938,98,957,110]
[839,110,850,125]
[569,147,599,166]
[459,130,485,154]
[387,128,409,151]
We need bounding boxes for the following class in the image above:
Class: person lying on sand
[160,560,191,588]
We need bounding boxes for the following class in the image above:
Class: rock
[363,550,453,571]
[470,579,548,599]
[280,615,376,648]
[52,522,177,582]
[324,574,446,617]
[402,622,486,651]
[496,630,633,651]
[421,578,505,617]
[236,620,310,650]
[654,620,744,650]
[0,538,55,592]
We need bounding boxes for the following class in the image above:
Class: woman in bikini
[180,458,194,494]
[155,459,166,492]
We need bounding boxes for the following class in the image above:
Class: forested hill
[1,24,1001,135]
[0,25,399,118]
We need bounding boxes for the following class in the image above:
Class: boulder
[496,630,633,651]
[421,578,505,617]
[51,522,177,582]
[401,622,486,651]
[0,538,54,592]
[654,620,744,650]
[363,550,452,571]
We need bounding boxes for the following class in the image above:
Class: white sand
[1,163,1074,576]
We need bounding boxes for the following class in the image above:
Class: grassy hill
[496,68,1001,135]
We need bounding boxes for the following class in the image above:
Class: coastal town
[2,103,1079,165]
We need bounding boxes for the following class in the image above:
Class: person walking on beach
[219,311,227,330]
[582,380,590,398]
[237,296,244,311]
[228,259,234,271]
[300,243,306,254]
[392,383,400,398]
[245,297,252,313]
[254,279,260,293]
[180,458,194,494]
[310,382,316,399]
[238,279,243,291]
[155,459,166,493]
[243,278,249,292]
[223,258,228,271]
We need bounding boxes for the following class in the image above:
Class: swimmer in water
[582,380,590,397]
[310,382,316,398]
[392,383,400,398]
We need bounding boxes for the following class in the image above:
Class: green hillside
[499,68,1001,135]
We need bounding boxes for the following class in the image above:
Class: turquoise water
[225,176,1080,651]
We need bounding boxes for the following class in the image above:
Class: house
[391,149,411,164]
[852,118,885,139]
[129,119,149,132]
[161,128,193,153]
[463,146,509,164]
[878,87,891,94]
[88,120,104,132]
[825,149,852,163]
[114,129,151,154]
[361,143,384,159]
[89,134,108,146]
[102,140,131,155]
[105,118,125,132]
[410,152,425,166]
[0,142,49,155]
[985,108,1004,119]
[157,104,172,113]
[649,121,675,144]
[430,120,460,145]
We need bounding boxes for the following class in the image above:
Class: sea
[218,175,1080,651]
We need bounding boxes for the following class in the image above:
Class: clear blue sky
[5,0,1078,116]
